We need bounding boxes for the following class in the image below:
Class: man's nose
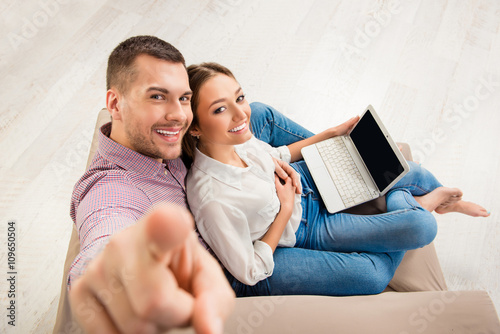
[165,101,187,123]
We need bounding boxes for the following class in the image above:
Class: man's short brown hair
[106,35,186,94]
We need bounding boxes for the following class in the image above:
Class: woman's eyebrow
[209,97,226,108]
[209,87,243,107]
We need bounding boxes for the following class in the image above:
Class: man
[68,36,236,334]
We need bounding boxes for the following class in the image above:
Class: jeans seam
[404,183,436,195]
[402,190,419,210]
[388,182,433,198]
[258,119,310,142]
[339,192,419,218]
[255,123,268,139]
[274,122,309,140]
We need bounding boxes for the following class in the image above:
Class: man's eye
[180,96,191,102]
[151,94,163,100]
[236,94,245,102]
[214,106,226,114]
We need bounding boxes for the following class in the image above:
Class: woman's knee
[356,253,401,295]
[408,209,438,248]
[250,102,273,121]
[361,274,392,294]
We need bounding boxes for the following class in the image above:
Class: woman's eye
[236,94,245,102]
[214,106,226,114]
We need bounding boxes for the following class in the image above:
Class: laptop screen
[350,110,405,191]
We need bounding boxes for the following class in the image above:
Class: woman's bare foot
[435,201,490,217]
[414,187,463,212]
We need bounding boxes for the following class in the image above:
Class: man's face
[109,54,193,161]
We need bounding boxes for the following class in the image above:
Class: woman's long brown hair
[182,62,236,167]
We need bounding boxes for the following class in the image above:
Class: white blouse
[186,136,303,285]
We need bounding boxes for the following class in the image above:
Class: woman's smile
[229,122,248,133]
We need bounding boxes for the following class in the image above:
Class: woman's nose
[232,105,247,121]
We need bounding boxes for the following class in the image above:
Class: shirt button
[164,170,168,175]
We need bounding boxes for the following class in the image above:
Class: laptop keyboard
[317,137,375,207]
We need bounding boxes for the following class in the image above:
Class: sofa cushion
[169,291,500,334]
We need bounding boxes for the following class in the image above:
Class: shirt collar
[98,122,184,176]
[192,146,250,190]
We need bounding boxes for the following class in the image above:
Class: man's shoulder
[76,153,130,190]
[70,153,145,220]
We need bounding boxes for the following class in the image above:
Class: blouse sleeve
[195,199,274,286]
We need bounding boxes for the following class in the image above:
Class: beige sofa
[53,109,500,334]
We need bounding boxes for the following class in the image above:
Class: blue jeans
[225,102,436,296]
[249,101,315,146]
[292,160,439,253]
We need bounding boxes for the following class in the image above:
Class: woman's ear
[189,125,201,138]
[190,131,201,139]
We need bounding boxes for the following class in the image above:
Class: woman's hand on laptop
[329,115,360,137]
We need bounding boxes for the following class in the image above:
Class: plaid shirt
[68,122,210,286]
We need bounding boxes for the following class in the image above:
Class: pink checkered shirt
[68,122,211,287]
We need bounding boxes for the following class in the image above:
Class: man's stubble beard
[125,124,185,161]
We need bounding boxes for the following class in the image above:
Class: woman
[184,62,489,294]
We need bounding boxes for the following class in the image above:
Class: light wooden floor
[1,0,499,332]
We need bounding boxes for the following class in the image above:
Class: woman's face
[193,74,252,148]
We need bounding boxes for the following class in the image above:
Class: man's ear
[106,89,123,121]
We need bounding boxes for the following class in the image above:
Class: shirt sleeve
[194,199,274,286]
[68,176,149,288]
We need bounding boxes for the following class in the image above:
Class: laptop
[301,105,410,213]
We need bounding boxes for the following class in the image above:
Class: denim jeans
[292,160,440,253]
[225,102,435,296]
[249,101,315,146]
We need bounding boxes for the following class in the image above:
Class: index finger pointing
[145,204,194,261]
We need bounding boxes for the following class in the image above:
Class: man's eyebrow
[146,86,169,94]
[209,87,242,108]
[146,87,193,96]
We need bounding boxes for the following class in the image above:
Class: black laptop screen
[350,110,405,191]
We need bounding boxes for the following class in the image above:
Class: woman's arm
[195,198,288,286]
[287,116,360,162]
[260,174,296,252]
